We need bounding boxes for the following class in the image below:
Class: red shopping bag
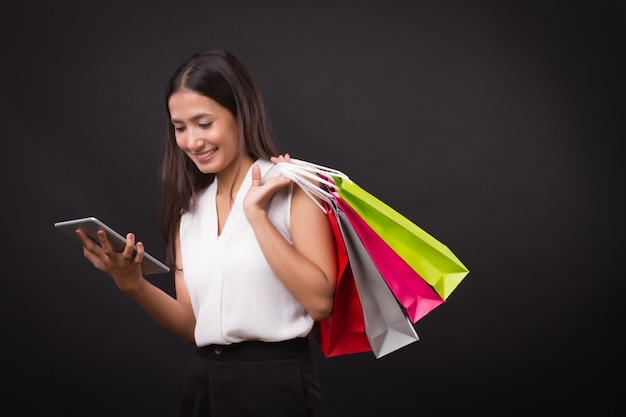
[314,202,371,358]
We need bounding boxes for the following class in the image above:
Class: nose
[186,128,204,149]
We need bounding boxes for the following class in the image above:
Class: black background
[1,1,623,415]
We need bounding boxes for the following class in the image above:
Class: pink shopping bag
[335,198,444,323]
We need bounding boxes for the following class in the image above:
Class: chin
[197,166,218,175]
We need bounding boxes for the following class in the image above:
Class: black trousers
[177,337,324,417]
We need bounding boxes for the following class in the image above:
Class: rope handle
[274,160,349,213]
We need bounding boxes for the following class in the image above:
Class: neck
[216,155,255,196]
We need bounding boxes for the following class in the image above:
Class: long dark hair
[160,50,277,267]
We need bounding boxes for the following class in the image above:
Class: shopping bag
[281,159,469,301]
[276,159,465,357]
[335,207,419,358]
[333,176,468,300]
[335,198,445,323]
[293,177,419,358]
[315,202,371,358]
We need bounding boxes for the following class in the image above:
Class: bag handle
[274,158,355,213]
[277,162,338,190]
[290,158,352,183]
[276,162,335,212]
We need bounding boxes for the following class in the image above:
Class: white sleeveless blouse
[179,159,314,346]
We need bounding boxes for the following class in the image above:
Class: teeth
[197,149,216,158]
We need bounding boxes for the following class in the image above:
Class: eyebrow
[170,113,213,124]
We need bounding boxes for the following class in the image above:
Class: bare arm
[243,155,337,321]
[76,228,196,344]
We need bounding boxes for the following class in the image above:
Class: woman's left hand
[243,153,293,222]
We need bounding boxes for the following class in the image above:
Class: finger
[122,233,136,261]
[271,154,291,164]
[250,164,262,186]
[96,229,115,254]
[135,242,145,265]
[77,231,108,270]
[264,174,292,191]
[82,245,107,271]
[75,229,99,250]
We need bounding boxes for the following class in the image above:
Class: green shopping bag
[332,176,468,300]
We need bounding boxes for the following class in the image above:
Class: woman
[76,49,337,416]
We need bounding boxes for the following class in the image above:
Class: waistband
[196,337,311,361]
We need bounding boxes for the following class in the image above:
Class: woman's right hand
[75,229,145,292]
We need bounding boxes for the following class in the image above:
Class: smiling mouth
[196,148,217,159]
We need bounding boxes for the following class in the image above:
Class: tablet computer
[54,216,170,275]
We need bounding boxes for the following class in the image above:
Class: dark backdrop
[1,1,623,415]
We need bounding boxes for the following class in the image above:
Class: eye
[199,122,213,128]
[173,126,185,132]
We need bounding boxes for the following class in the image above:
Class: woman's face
[168,89,240,176]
